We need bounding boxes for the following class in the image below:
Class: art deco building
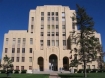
[1,5,102,71]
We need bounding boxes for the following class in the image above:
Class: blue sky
[0,0,105,59]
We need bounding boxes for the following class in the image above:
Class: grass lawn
[0,74,49,78]
[58,73,105,78]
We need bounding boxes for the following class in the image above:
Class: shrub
[0,70,6,73]
[91,69,98,73]
[8,70,13,73]
[14,70,20,74]
[74,69,77,73]
[77,69,84,73]
[86,69,91,73]
[21,70,27,74]
[98,69,105,73]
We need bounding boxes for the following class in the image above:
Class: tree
[0,55,13,77]
[69,4,102,78]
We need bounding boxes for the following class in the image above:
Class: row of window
[11,57,32,62]
[40,32,66,36]
[5,48,33,53]
[15,66,32,70]
[41,12,65,16]
[6,38,33,45]
[40,40,66,46]
[40,25,66,29]
[41,17,65,21]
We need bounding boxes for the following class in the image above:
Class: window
[56,32,59,36]
[30,48,32,53]
[21,66,24,70]
[6,38,9,44]
[48,12,50,16]
[11,57,14,62]
[17,48,20,53]
[62,25,65,29]
[41,17,44,21]
[48,17,50,21]
[62,12,65,17]
[31,17,34,21]
[29,57,32,62]
[52,32,54,36]
[62,32,66,36]
[87,65,90,69]
[56,25,59,29]
[12,38,16,45]
[56,12,58,16]
[52,25,54,29]
[52,40,55,46]
[56,17,58,21]
[41,12,44,16]
[92,65,95,69]
[30,38,33,44]
[18,38,21,44]
[41,25,44,29]
[52,12,54,16]
[22,48,25,53]
[40,40,43,46]
[47,25,50,29]
[22,57,25,62]
[29,66,32,70]
[31,25,33,29]
[40,32,44,36]
[56,40,59,46]
[52,17,54,21]
[47,32,50,36]
[16,57,19,62]
[47,40,50,46]
[63,40,66,46]
[62,17,65,21]
[12,48,15,53]
[23,38,26,44]
[5,48,8,53]
[16,66,19,70]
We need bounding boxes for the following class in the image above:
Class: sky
[0,0,105,59]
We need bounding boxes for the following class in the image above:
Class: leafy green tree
[69,4,102,78]
[1,55,13,77]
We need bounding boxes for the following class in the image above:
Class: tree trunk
[84,60,87,78]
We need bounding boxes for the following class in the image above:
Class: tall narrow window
[41,25,44,29]
[29,57,32,62]
[52,40,55,46]
[63,40,66,46]
[11,57,14,62]
[52,25,54,29]
[31,17,34,21]
[30,48,32,53]
[47,25,50,29]
[56,32,59,36]
[30,38,33,44]
[52,12,54,16]
[18,38,21,44]
[6,38,9,44]
[23,38,26,44]
[12,38,16,45]
[52,17,54,21]
[5,48,8,53]
[62,17,65,21]
[22,57,25,62]
[62,12,65,17]
[16,66,19,70]
[48,12,50,16]
[56,25,59,29]
[48,17,50,21]
[52,32,54,36]
[31,25,33,29]
[62,32,66,36]
[41,17,44,21]
[17,48,20,53]
[47,40,50,46]
[21,66,24,70]
[62,25,65,29]
[56,40,59,46]
[41,12,44,16]
[29,66,32,70]
[12,48,15,53]
[40,40,43,46]
[16,57,19,62]
[22,48,25,53]
[56,12,58,16]
[56,17,58,21]
[47,32,50,36]
[40,32,44,36]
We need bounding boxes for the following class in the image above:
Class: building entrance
[49,54,58,71]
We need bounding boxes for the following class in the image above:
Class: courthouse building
[1,5,102,71]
